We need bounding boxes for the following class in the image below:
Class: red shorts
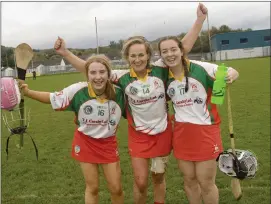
[128,120,173,158]
[173,122,223,161]
[71,130,119,164]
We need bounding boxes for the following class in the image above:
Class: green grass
[1,57,270,204]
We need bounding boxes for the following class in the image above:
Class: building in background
[25,58,73,77]
[1,67,16,77]
[210,29,271,61]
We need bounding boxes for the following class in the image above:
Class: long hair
[122,36,153,67]
[85,54,116,101]
[158,36,189,92]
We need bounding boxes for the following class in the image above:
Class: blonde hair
[122,36,153,67]
[85,54,116,101]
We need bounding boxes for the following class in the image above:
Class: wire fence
[2,49,268,78]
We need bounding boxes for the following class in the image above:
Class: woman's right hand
[19,83,29,95]
[54,36,69,56]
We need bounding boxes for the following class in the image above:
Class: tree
[245,28,253,31]
[118,39,124,49]
[1,47,15,67]
[106,48,121,60]
[177,32,186,39]
[0,24,255,63]
[109,41,117,49]
[200,30,211,52]
[210,26,219,36]
[190,37,202,53]
[219,25,231,33]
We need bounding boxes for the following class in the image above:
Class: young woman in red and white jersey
[20,55,125,204]
[157,36,239,204]
[54,4,208,204]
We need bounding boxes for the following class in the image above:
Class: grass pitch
[1,57,270,204]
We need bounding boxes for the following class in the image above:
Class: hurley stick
[14,43,34,148]
[227,85,242,200]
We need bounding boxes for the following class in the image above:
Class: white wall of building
[215,46,270,61]
[60,59,65,66]
[36,64,44,74]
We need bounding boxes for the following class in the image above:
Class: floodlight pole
[220,42,222,61]
[207,13,212,61]
[95,17,99,54]
[6,53,9,67]
[199,32,203,59]
[13,50,16,69]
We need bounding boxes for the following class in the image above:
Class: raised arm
[181,3,207,54]
[54,37,86,73]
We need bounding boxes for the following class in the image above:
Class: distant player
[32,70,36,80]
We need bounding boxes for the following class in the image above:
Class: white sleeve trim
[152,58,167,67]
[190,60,218,79]
[50,82,87,110]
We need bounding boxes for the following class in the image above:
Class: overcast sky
[1,1,270,49]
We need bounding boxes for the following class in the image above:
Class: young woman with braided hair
[157,36,239,204]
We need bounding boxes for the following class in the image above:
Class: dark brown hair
[85,54,116,101]
[158,36,189,92]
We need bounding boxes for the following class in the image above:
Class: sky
[1,1,270,49]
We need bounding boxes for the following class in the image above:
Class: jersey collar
[130,67,151,82]
[88,83,108,103]
[168,58,190,81]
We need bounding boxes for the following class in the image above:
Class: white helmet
[218,149,258,180]
[1,77,21,111]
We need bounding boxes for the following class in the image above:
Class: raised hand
[197,3,208,22]
[54,36,68,56]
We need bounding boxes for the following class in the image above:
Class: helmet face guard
[218,149,258,180]
[1,77,21,111]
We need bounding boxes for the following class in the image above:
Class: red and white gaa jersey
[50,82,125,139]
[167,60,222,125]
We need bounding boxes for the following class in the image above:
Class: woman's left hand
[225,67,239,84]
[197,3,208,22]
